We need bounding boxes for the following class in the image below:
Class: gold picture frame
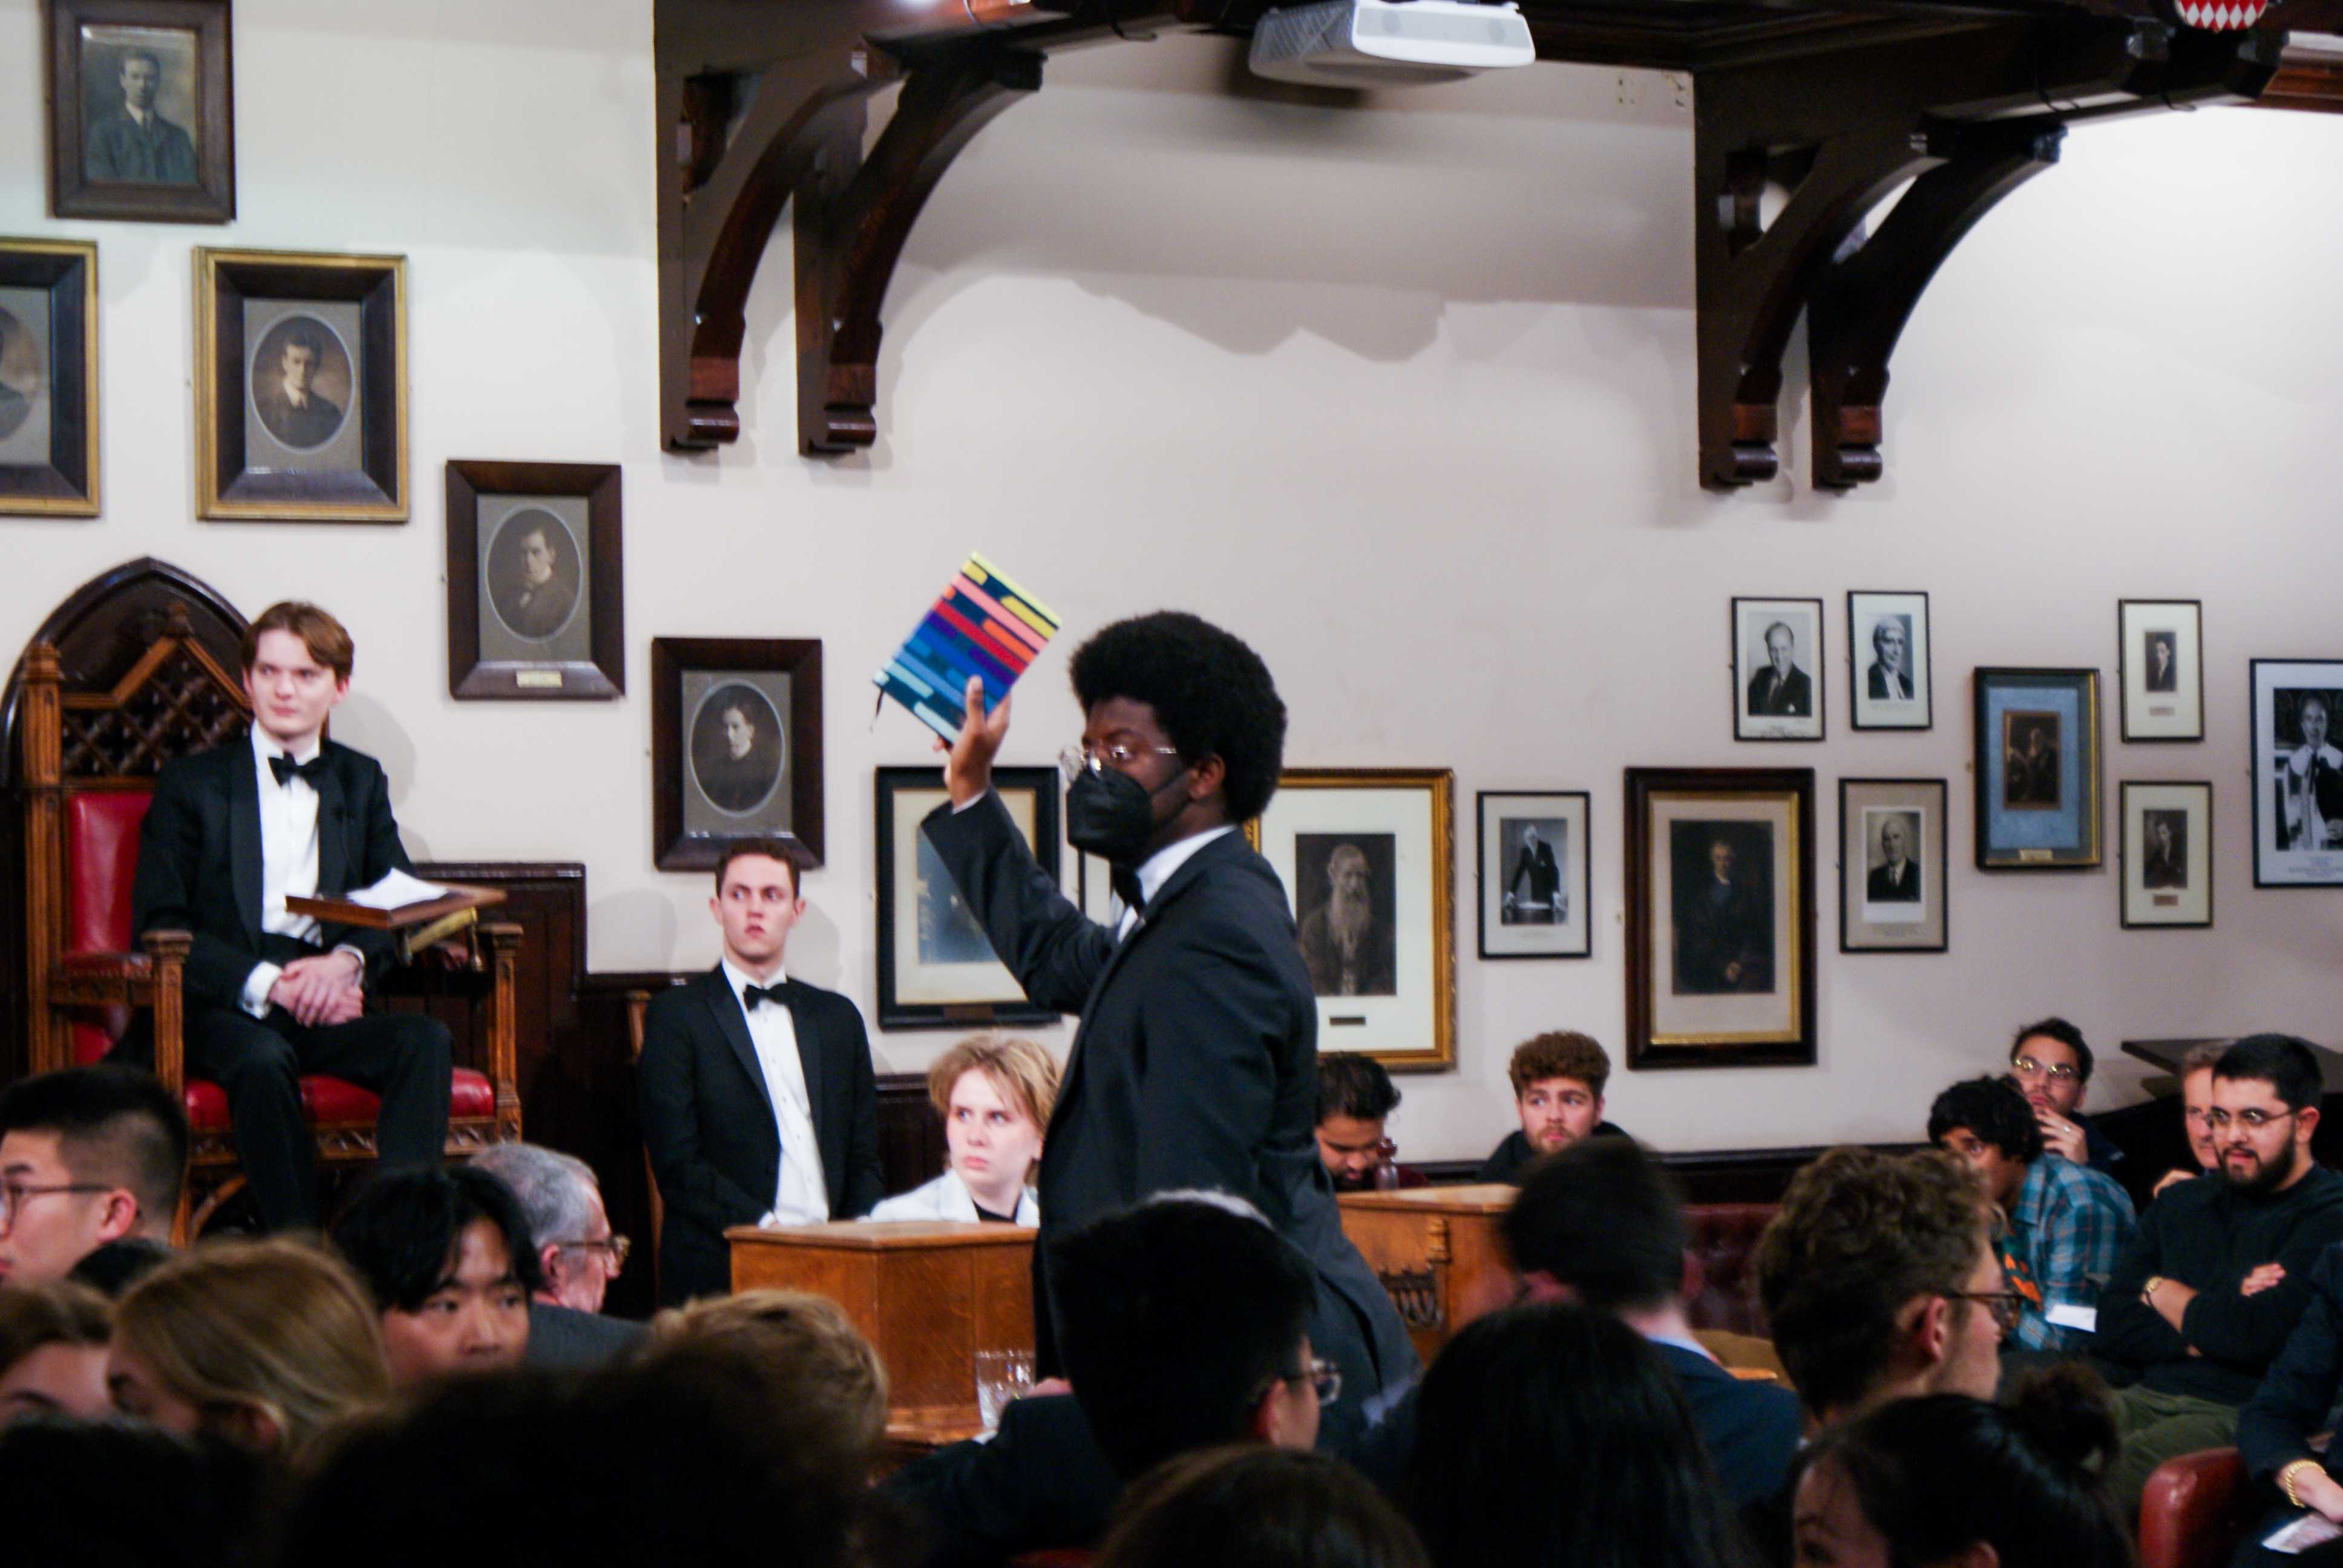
[0,237,99,517]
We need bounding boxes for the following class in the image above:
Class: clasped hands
[270,950,365,1027]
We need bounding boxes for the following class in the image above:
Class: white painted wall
[4,0,2338,1162]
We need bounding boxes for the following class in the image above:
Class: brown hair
[712,837,801,898]
[926,1034,1061,1128]
[646,1290,887,1454]
[0,1279,111,1379]
[1508,1032,1611,1099]
[240,601,354,682]
[114,1238,392,1459]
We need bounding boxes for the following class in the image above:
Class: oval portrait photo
[485,508,582,642]
[0,304,40,443]
[247,313,352,451]
[689,682,784,816]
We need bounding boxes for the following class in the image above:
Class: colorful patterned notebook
[874,553,1063,742]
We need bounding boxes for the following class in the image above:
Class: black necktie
[268,753,330,789]
[743,982,785,1011]
[1110,866,1145,918]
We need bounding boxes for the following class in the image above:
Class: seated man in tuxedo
[470,1142,646,1369]
[637,840,882,1304]
[129,601,451,1232]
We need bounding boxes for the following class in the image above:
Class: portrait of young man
[80,39,198,186]
[690,686,782,816]
[249,319,348,452]
[490,512,578,642]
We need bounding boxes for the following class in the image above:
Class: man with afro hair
[922,611,1417,1448]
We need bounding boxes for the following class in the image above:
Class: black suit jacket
[921,794,1420,1437]
[883,1393,1122,1568]
[523,1300,647,1370]
[636,966,882,1303]
[1865,859,1920,901]
[1866,661,1913,701]
[1745,665,1812,717]
[130,734,413,1016]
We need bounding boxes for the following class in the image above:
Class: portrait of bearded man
[1296,839,1397,998]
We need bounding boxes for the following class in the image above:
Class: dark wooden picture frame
[1971,667,2102,870]
[0,238,99,517]
[2118,599,2204,743]
[1624,766,1816,1071]
[194,247,407,523]
[1847,589,1932,731]
[874,766,1061,1031]
[652,637,824,871]
[47,0,235,224]
[1838,777,1948,953]
[445,460,623,701]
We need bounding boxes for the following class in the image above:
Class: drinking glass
[974,1348,1035,1431]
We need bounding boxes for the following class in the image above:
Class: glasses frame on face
[1058,743,1182,786]
[1947,1290,2026,1334]
[2010,1056,2080,1083]
[2205,1106,2297,1133]
[1270,1357,1342,1407]
[0,1180,112,1231]
[551,1235,632,1273]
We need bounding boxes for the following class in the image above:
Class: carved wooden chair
[16,595,521,1239]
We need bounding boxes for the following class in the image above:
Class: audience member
[1316,1053,1417,1192]
[2094,1033,2343,1511]
[2150,1039,2227,1199]
[109,1236,392,1460]
[1754,1148,2010,1428]
[1791,1366,2130,1568]
[647,1288,888,1453]
[1405,1302,1753,1568]
[0,1417,270,1568]
[2237,1235,2343,1556]
[885,1195,1323,1568]
[0,1279,113,1425]
[870,1034,1059,1224]
[2006,1018,2122,1175]
[1927,1076,2134,1354]
[330,1164,537,1390]
[68,1235,175,1297]
[1096,1446,1430,1568]
[1476,1032,1630,1183]
[470,1141,646,1368]
[0,1063,186,1284]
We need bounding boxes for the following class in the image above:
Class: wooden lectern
[1339,1184,1517,1367]
[729,1220,1035,1446]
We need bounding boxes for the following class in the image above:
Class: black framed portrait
[1839,777,1947,953]
[874,766,1061,1030]
[1847,590,1932,731]
[1476,790,1591,959]
[2122,780,2211,928]
[194,248,407,522]
[652,638,824,871]
[445,460,623,700]
[1731,597,1824,742]
[47,0,235,224]
[2119,599,2204,743]
[0,238,97,517]
[2249,659,2343,887]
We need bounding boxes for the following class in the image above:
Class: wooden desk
[728,1221,1035,1411]
[1339,1184,1516,1366]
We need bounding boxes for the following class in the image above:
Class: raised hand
[939,675,1012,808]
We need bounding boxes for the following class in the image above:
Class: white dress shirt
[1116,825,1236,939]
[240,729,329,1017]
[721,958,831,1227]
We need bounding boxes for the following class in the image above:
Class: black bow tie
[1110,866,1145,917]
[743,982,786,1011]
[268,753,330,789]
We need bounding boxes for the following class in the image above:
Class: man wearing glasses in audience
[0,1067,185,1287]
[470,1142,646,1368]
[2006,1018,2125,1177]
[2094,1034,2343,1514]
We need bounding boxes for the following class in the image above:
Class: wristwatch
[2141,1275,2166,1304]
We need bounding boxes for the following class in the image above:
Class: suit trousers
[185,1001,452,1231]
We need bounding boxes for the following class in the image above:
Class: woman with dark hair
[1406,1302,1752,1568]
[1097,1445,1429,1568]
[1791,1367,2129,1568]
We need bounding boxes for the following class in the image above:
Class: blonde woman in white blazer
[868,1035,1060,1227]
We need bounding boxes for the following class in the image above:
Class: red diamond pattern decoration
[2173,0,2267,28]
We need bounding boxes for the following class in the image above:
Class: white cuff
[332,944,367,981]
[951,788,992,815]
[241,962,282,1018]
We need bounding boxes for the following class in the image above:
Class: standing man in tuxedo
[637,840,882,1304]
[129,601,451,1232]
[921,612,1417,1448]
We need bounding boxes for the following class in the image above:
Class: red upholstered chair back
[61,789,154,1062]
[1682,1203,1779,1337]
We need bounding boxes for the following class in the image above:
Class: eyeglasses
[552,1235,632,1272]
[1948,1290,2027,1334]
[2010,1057,2079,1083]
[1058,743,1182,785]
[2205,1107,2295,1132]
[1270,1357,1342,1407]
[0,1181,111,1230]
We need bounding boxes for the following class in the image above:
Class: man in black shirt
[1476,1033,1630,1183]
[2094,1034,2343,1513]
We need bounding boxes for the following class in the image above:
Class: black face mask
[1066,763,1188,866]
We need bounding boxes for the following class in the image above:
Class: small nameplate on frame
[2150,704,2174,717]
[2018,848,2053,863]
[1328,1016,1367,1028]
[516,670,563,689]
[942,1004,995,1023]
[2154,893,2180,907]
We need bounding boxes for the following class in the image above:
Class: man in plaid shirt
[1929,1075,2135,1353]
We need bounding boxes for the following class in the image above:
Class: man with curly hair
[1475,1033,1630,1184]
[922,612,1417,1446]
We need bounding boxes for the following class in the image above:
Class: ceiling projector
[1248,0,1535,88]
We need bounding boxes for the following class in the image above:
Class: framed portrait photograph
[1839,778,1947,953]
[46,0,234,224]
[1847,590,1931,731]
[2119,600,2204,742]
[194,248,406,523]
[1624,768,1815,1070]
[0,238,97,517]
[1971,667,2102,870]
[1732,597,1824,741]
[1248,769,1455,1071]
[875,766,1061,1030]
[2250,659,2343,887]
[445,460,622,700]
[651,638,823,871]
[2122,781,2212,928]
[1475,791,1590,960]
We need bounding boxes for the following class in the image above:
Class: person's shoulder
[642,972,720,1030]
[2046,1157,2134,1216]
[868,1174,954,1222]
[787,976,866,1022]
[318,737,387,777]
[2291,1164,2343,1217]
[152,739,245,790]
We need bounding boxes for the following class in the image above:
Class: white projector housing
[1248,0,1535,88]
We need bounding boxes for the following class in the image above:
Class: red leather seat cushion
[183,1069,496,1132]
[65,791,152,956]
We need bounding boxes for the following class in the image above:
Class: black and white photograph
[1732,597,1824,741]
[0,295,45,453]
[2001,711,2062,810]
[485,507,582,644]
[246,310,353,458]
[1250,769,1455,1069]
[78,25,201,188]
[47,1,235,224]
[1841,778,1947,952]
[2123,782,2212,927]
[1294,832,1398,998]
[446,460,623,701]
[876,766,1060,1030]
[651,637,824,871]
[1973,667,2100,870]
[1848,590,1932,730]
[1476,791,1592,959]
[1667,820,1775,995]
[2119,600,2204,742]
[0,240,96,516]
[2250,661,2343,887]
[689,682,784,817]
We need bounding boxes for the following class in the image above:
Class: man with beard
[1314,1054,1414,1192]
[2093,1034,2343,1512]
[1475,1033,1630,1184]
[1297,843,1395,997]
[2006,1018,2123,1177]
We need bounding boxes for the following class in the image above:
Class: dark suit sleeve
[131,757,266,1008]
[921,793,1112,1015]
[1132,912,1289,1197]
[835,996,883,1218]
[880,1394,1118,1568]
[2095,1204,2189,1368]
[2238,1246,2343,1481]
[327,757,412,981]
[637,993,770,1233]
